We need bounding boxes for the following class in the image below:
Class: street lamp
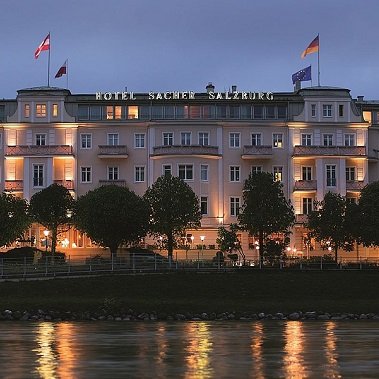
[200,235,205,259]
[43,230,49,252]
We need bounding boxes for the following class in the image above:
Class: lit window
[128,106,139,119]
[178,164,193,180]
[230,166,240,182]
[108,167,119,180]
[135,133,145,148]
[81,167,92,183]
[273,166,283,182]
[114,106,122,119]
[273,133,283,148]
[36,104,47,117]
[229,133,240,148]
[24,104,30,118]
[52,104,58,117]
[230,197,240,216]
[80,134,92,149]
[135,166,145,182]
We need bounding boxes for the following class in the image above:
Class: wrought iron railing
[152,145,219,156]
[293,146,366,156]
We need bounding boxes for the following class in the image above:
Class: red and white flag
[34,33,50,59]
[55,60,67,78]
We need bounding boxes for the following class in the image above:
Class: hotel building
[0,83,377,259]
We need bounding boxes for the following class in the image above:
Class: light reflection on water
[0,321,378,378]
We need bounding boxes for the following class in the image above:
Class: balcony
[4,180,23,191]
[295,214,309,224]
[346,181,366,191]
[241,145,273,159]
[294,180,317,191]
[98,179,127,187]
[98,145,128,159]
[54,179,74,190]
[151,145,220,159]
[5,145,73,157]
[293,146,366,157]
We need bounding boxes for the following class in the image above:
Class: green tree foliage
[238,172,295,264]
[143,175,201,259]
[0,192,30,246]
[29,184,74,260]
[356,181,379,246]
[216,223,245,263]
[307,192,355,262]
[74,185,149,258]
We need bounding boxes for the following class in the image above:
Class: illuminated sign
[95,91,274,101]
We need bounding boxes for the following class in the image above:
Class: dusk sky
[1,0,378,99]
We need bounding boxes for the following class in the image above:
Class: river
[0,321,378,378]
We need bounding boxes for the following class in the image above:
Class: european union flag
[292,66,311,84]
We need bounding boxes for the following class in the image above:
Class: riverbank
[0,271,378,318]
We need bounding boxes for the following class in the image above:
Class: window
[81,167,92,183]
[135,166,145,182]
[24,104,30,118]
[344,134,356,146]
[36,104,47,117]
[164,106,175,119]
[301,134,312,146]
[163,132,173,146]
[273,166,283,182]
[326,165,336,187]
[200,164,208,181]
[253,105,263,119]
[108,166,119,180]
[323,134,333,146]
[33,164,44,187]
[339,104,344,117]
[251,166,262,175]
[178,164,193,180]
[230,166,240,182]
[128,106,139,119]
[229,105,240,119]
[106,106,122,120]
[202,105,216,119]
[346,197,357,205]
[303,198,313,215]
[107,133,119,146]
[217,105,227,118]
[251,133,262,146]
[229,133,240,148]
[163,164,172,176]
[266,105,275,119]
[302,166,312,181]
[346,167,356,181]
[52,104,58,117]
[277,105,287,119]
[81,134,92,149]
[181,132,191,146]
[198,132,209,146]
[230,197,240,216]
[90,105,102,120]
[311,104,316,117]
[135,133,145,148]
[189,106,201,119]
[78,105,89,120]
[35,134,46,146]
[323,104,332,117]
[200,196,208,215]
[273,133,283,148]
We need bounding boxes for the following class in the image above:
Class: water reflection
[283,321,307,378]
[324,321,341,378]
[184,322,213,378]
[250,322,265,379]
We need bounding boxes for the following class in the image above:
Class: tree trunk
[259,230,264,267]
[51,227,57,265]
[167,232,174,266]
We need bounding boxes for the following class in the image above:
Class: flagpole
[66,59,69,89]
[47,32,51,87]
[317,33,320,86]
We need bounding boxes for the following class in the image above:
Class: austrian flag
[34,33,50,59]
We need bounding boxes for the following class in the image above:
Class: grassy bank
[0,271,378,314]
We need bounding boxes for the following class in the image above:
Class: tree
[216,223,245,264]
[74,185,149,258]
[144,175,201,260]
[356,181,379,246]
[0,192,30,246]
[238,172,295,265]
[29,184,74,261]
[307,191,355,262]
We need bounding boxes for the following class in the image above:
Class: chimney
[357,96,364,102]
[206,82,215,93]
[231,85,237,92]
[294,81,301,92]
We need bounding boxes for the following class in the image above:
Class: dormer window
[24,104,30,118]
[52,104,59,117]
[36,104,47,117]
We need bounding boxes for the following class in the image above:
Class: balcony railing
[53,180,74,190]
[346,181,365,190]
[4,180,23,191]
[293,146,366,157]
[5,145,73,156]
[294,180,317,191]
[295,214,309,224]
[98,179,127,186]
[241,145,273,159]
[152,145,220,158]
[98,145,128,158]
